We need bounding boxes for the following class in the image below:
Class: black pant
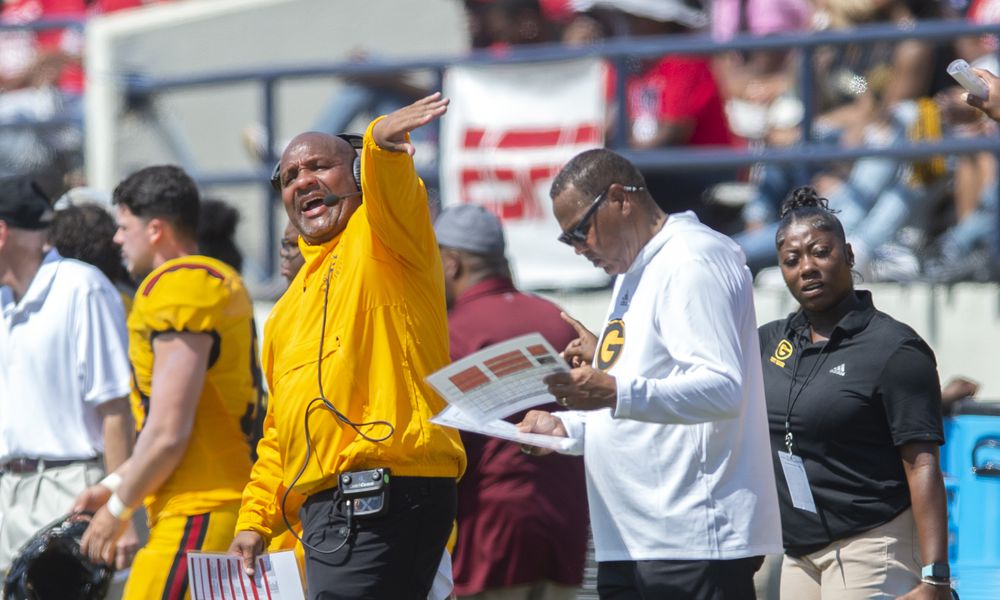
[300,476,456,600]
[597,556,764,600]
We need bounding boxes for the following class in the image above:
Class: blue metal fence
[4,17,1000,277]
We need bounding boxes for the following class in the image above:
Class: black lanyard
[783,333,832,455]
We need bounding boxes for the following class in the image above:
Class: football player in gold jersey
[75,165,261,600]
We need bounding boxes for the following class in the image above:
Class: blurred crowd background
[2,0,999,289]
[5,2,1000,598]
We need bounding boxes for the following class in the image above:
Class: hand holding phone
[948,59,990,100]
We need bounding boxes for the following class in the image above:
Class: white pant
[0,461,103,574]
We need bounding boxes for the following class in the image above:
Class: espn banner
[440,58,608,290]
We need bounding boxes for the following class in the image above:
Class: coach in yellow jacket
[229,93,465,599]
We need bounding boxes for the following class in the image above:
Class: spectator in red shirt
[435,204,589,600]
[0,0,145,102]
[0,0,146,182]
[625,53,733,149]
[572,0,739,225]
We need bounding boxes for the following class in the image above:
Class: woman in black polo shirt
[759,187,951,600]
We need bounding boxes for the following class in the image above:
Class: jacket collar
[297,232,342,290]
[786,289,877,342]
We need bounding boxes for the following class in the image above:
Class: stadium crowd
[6,0,1000,283]
[0,0,997,599]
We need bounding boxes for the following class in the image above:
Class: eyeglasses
[557,185,643,246]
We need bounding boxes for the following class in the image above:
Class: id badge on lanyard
[777,451,817,513]
[779,335,830,514]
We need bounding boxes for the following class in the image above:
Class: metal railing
[5,17,1000,277]
[121,19,1000,176]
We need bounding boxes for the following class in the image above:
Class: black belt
[306,475,455,506]
[0,457,99,474]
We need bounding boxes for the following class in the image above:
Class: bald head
[280,132,355,169]
[277,131,363,245]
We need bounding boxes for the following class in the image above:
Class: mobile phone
[948,59,990,100]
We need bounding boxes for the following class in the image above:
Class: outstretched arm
[363,93,450,268]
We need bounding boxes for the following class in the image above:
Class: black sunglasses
[557,185,643,246]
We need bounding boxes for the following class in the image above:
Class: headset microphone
[322,190,363,206]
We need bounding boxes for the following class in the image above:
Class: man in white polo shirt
[0,176,134,573]
[519,149,782,600]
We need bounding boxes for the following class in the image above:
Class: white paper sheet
[187,550,303,600]
[431,405,580,453]
[425,333,568,421]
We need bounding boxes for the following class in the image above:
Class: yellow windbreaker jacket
[236,119,466,540]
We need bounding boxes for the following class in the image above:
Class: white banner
[441,59,609,290]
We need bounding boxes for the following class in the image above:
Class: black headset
[270,133,362,193]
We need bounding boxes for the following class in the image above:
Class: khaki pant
[780,508,922,600]
[458,582,579,600]
[0,461,104,575]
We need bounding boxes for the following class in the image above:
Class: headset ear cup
[335,133,364,192]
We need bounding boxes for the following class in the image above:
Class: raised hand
[372,92,450,156]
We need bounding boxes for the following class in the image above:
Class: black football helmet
[2,514,113,600]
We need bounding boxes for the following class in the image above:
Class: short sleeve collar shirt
[759,290,943,554]
[0,249,130,461]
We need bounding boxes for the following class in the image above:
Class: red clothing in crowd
[626,55,733,147]
[969,0,1000,52]
[449,277,589,596]
[0,0,143,94]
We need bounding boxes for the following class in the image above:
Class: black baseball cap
[0,176,54,230]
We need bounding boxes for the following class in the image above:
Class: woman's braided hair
[776,186,847,246]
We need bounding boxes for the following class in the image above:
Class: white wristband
[98,472,122,493]
[106,493,135,521]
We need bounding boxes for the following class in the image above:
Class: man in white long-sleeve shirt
[519,149,781,600]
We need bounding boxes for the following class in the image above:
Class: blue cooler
[942,400,1000,598]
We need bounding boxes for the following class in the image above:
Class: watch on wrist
[921,562,950,580]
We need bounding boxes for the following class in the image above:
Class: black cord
[279,263,394,554]
[783,336,832,453]
[314,263,394,442]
